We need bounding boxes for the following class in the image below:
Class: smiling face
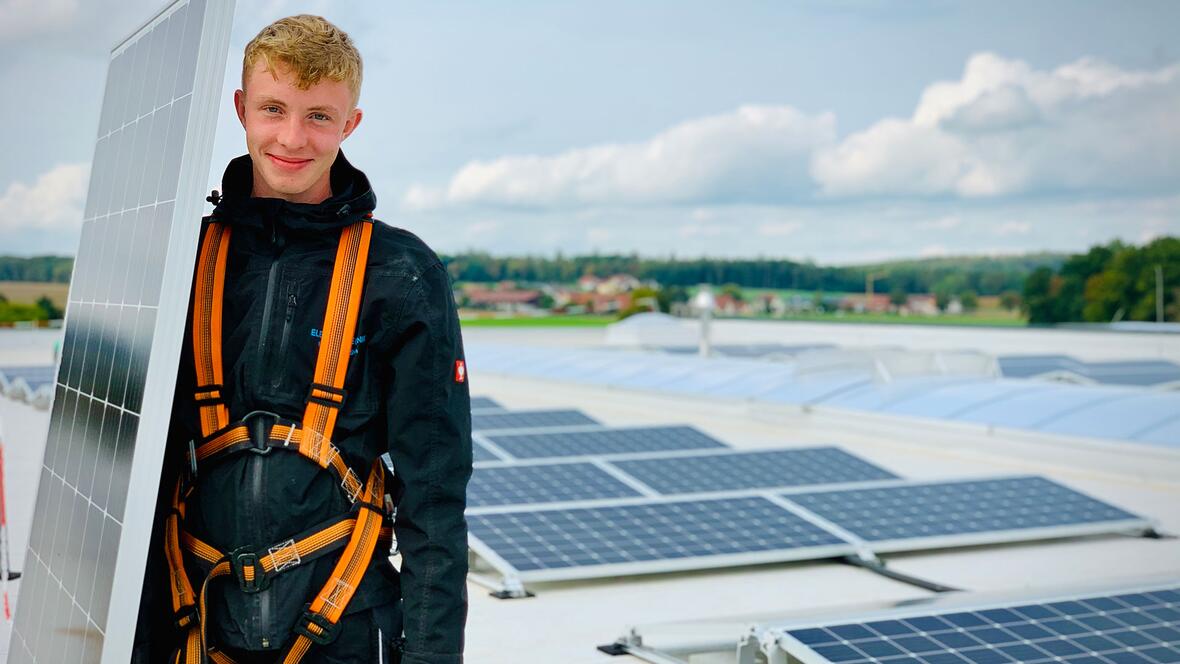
[234,60,363,204]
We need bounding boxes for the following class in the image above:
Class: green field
[0,281,69,307]
[760,312,1025,327]
[459,314,616,327]
[457,311,1025,328]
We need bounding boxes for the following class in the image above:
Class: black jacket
[136,151,472,664]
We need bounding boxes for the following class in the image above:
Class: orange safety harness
[165,217,391,664]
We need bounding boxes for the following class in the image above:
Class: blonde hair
[242,15,363,108]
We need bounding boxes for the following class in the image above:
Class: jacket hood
[209,149,377,232]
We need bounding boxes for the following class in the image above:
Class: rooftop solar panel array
[0,365,57,408]
[467,473,1150,590]
[479,425,728,460]
[467,462,643,508]
[472,408,599,432]
[612,447,898,495]
[471,440,504,463]
[769,582,1180,664]
[784,476,1144,550]
[468,496,851,577]
[467,447,899,508]
[1000,354,1180,387]
[0,366,57,393]
[461,402,1152,598]
[9,1,235,661]
[469,395,503,411]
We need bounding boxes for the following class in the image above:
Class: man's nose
[277,115,307,149]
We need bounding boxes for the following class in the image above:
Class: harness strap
[167,218,383,664]
[192,222,232,438]
[300,221,373,465]
[180,502,393,591]
[282,459,386,661]
[193,421,363,503]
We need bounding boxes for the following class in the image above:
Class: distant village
[456,273,988,319]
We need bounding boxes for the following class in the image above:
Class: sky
[1,0,1178,264]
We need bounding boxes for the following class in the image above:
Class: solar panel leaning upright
[9,1,235,662]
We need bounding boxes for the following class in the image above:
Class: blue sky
[1,0,1177,263]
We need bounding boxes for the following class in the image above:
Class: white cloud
[403,105,836,209]
[403,53,1180,215]
[812,52,1180,199]
[919,244,950,258]
[0,162,89,232]
[401,184,445,212]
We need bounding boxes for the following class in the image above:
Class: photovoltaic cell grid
[469,396,503,411]
[481,425,728,460]
[472,408,599,431]
[1000,355,1180,387]
[468,462,642,508]
[471,440,502,462]
[467,496,847,573]
[783,585,1180,664]
[784,476,1144,545]
[612,447,898,495]
[0,366,57,393]
[468,475,1149,582]
[9,1,232,662]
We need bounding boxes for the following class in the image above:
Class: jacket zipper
[254,221,282,645]
[252,450,271,645]
[256,260,281,362]
[272,288,297,389]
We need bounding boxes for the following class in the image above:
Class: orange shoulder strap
[192,222,232,438]
[300,219,374,465]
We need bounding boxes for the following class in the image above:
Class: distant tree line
[0,293,62,323]
[0,255,73,283]
[1023,237,1179,324]
[442,251,1064,296]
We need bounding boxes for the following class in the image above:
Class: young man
[134,15,472,664]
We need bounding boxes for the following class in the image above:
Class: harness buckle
[173,603,199,630]
[228,547,270,593]
[294,605,341,645]
[181,440,199,493]
[240,410,280,455]
[306,382,347,409]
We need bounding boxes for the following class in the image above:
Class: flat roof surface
[1,324,1178,663]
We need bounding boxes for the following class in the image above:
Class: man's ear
[340,107,363,142]
[234,89,247,128]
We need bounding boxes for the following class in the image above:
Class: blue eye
[263,105,281,114]
[311,113,330,122]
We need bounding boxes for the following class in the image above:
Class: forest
[1023,237,1179,324]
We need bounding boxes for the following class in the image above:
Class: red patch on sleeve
[454,359,466,383]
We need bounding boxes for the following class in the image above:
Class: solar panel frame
[471,408,600,432]
[467,461,646,508]
[469,395,504,411]
[477,424,728,460]
[779,475,1154,555]
[9,1,235,662]
[744,577,1180,664]
[470,439,507,462]
[466,493,857,584]
[466,475,1152,596]
[610,446,900,495]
